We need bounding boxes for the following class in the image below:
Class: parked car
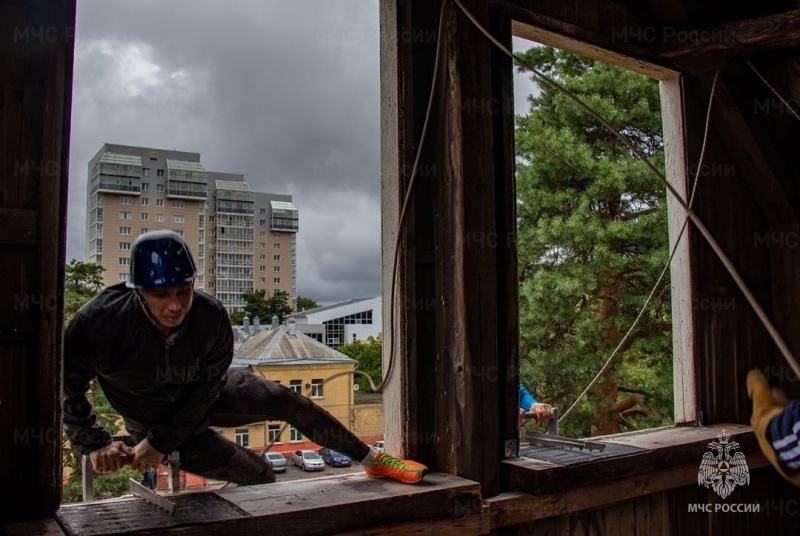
[372,440,385,452]
[318,448,352,467]
[263,451,287,473]
[291,449,325,471]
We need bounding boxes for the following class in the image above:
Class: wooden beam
[493,425,769,528]
[657,9,800,60]
[381,0,510,497]
[0,0,74,522]
[660,77,697,425]
[508,14,679,80]
[56,473,483,536]
[488,7,521,464]
[503,424,761,494]
[432,0,501,494]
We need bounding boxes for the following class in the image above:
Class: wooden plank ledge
[53,472,482,535]
[503,424,763,494]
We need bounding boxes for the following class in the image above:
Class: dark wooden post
[380,0,515,497]
[0,0,75,522]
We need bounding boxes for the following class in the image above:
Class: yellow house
[219,320,358,455]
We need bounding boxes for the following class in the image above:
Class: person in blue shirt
[747,369,800,487]
[519,384,554,424]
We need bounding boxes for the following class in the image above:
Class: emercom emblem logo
[697,429,750,499]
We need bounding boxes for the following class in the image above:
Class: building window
[234,428,249,447]
[274,266,280,272]
[311,379,323,398]
[260,277,266,283]
[173,200,184,208]
[260,219,266,226]
[273,232,281,239]
[157,169,165,177]
[274,255,281,261]
[118,258,129,266]
[274,277,281,284]
[142,182,150,191]
[156,214,164,222]
[141,228,149,234]
[289,380,302,394]
[141,197,149,206]
[120,196,132,205]
[141,213,149,221]
[119,211,131,220]
[119,242,131,250]
[260,242,265,249]
[156,184,164,192]
[156,199,164,207]
[260,208,266,214]
[260,231,266,237]
[119,227,131,235]
[260,254,266,260]
[173,215,185,223]
[174,230,183,236]
[118,273,128,282]
[290,427,302,442]
[274,243,280,250]
[268,425,282,444]
[143,168,150,177]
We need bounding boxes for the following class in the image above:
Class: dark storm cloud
[68,1,538,303]
[69,0,382,303]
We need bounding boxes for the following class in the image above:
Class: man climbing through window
[63,230,427,486]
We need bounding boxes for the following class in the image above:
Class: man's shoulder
[191,289,229,317]
[74,284,134,317]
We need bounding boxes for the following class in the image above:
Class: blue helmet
[127,230,198,289]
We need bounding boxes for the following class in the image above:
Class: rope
[746,60,800,123]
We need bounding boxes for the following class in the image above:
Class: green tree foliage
[229,289,293,325]
[337,337,383,393]
[516,47,673,438]
[64,259,105,320]
[296,295,320,312]
[62,260,131,503]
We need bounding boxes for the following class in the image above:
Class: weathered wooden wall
[381,0,519,497]
[508,466,799,535]
[0,0,74,523]
[684,64,800,425]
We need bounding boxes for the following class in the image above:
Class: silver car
[291,449,325,471]
[264,451,287,473]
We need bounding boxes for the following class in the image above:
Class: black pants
[129,369,370,485]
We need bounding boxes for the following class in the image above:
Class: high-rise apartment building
[85,143,298,311]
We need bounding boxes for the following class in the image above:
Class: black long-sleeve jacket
[63,284,233,455]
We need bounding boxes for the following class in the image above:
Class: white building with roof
[286,296,382,349]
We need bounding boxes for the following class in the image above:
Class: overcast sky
[68,0,539,304]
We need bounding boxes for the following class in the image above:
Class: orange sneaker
[362,450,428,484]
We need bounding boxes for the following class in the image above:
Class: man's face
[140,282,194,328]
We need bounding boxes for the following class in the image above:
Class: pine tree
[515,47,673,438]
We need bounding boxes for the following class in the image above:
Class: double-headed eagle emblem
[697,429,750,499]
